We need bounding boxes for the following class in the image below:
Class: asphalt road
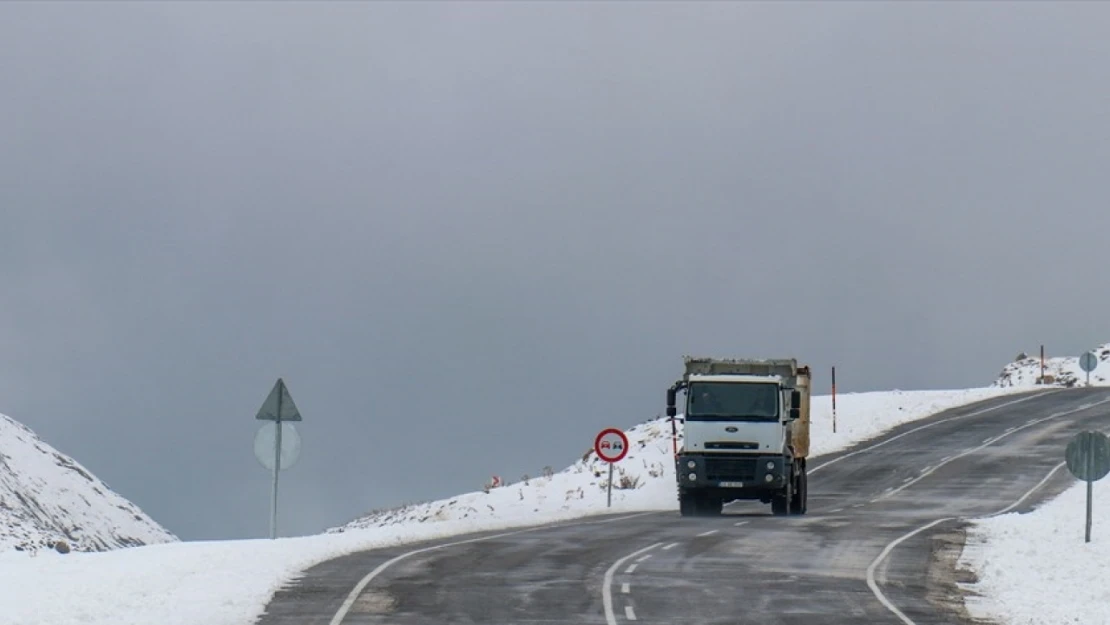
[257,387,1110,625]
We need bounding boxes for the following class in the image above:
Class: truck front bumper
[677,453,788,490]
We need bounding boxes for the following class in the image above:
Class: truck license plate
[719,481,744,488]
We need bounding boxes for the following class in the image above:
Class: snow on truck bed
[0,385,1032,625]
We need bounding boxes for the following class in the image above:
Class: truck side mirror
[666,388,677,417]
[666,406,677,417]
[790,389,801,406]
[789,407,800,420]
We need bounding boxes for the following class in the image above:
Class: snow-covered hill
[0,411,177,553]
[327,386,1026,534]
[993,343,1110,388]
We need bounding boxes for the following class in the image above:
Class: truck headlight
[764,474,774,482]
[687,460,696,469]
[766,461,775,470]
[688,473,697,481]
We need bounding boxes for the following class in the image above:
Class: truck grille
[704,441,759,450]
[704,457,757,482]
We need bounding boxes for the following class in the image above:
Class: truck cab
[667,357,810,517]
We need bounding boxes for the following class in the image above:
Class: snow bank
[994,343,1110,388]
[0,384,1031,625]
[0,412,177,553]
[959,475,1110,625]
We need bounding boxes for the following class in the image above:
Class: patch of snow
[993,343,1110,389]
[0,383,1032,625]
[959,474,1110,625]
[0,412,177,553]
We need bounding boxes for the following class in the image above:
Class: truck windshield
[686,382,779,421]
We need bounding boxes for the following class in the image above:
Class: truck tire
[679,493,697,517]
[701,497,723,516]
[771,479,792,516]
[790,466,808,515]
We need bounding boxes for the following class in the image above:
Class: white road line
[734,521,749,527]
[808,391,1053,476]
[625,606,637,621]
[829,508,844,513]
[603,543,661,625]
[871,396,1110,503]
[621,583,631,594]
[590,512,659,524]
[625,563,639,574]
[329,512,655,625]
[662,542,680,550]
[696,529,719,537]
[988,461,1066,517]
[635,553,653,563]
[867,458,1080,624]
[866,517,954,625]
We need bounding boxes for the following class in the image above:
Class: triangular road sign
[255,378,302,422]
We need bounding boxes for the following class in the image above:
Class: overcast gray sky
[3,1,1110,541]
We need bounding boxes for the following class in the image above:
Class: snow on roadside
[0,384,1034,625]
[958,475,1110,625]
[328,385,1033,534]
[994,342,1110,389]
[959,344,1110,624]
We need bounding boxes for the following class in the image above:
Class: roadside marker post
[595,428,630,508]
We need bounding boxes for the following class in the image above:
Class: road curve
[257,388,1110,625]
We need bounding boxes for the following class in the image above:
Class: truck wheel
[771,479,792,516]
[679,493,697,517]
[701,497,723,516]
[790,467,808,515]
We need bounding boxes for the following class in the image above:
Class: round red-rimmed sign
[594,427,629,463]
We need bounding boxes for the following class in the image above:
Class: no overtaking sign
[595,427,629,508]
[595,428,629,463]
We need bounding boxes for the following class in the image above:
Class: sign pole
[831,366,837,434]
[608,463,614,508]
[1086,435,1093,543]
[271,391,283,540]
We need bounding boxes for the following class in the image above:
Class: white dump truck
[666,356,811,516]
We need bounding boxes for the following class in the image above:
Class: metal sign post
[254,378,303,539]
[1065,430,1110,543]
[1079,352,1098,386]
[595,428,630,508]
